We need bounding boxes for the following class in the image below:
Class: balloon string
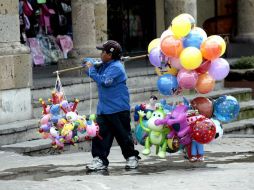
[88,68,92,115]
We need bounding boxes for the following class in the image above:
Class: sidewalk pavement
[0,135,254,190]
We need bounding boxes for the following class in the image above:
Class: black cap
[96,40,122,59]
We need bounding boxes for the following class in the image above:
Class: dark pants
[92,110,139,166]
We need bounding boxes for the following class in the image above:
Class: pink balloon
[40,114,51,125]
[170,57,183,70]
[177,69,198,89]
[209,58,230,80]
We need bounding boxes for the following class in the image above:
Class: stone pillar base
[0,88,32,124]
[235,33,254,43]
[0,53,32,90]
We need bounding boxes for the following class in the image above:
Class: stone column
[156,0,165,36]
[58,0,107,76]
[237,0,254,42]
[0,0,32,124]
[164,0,197,28]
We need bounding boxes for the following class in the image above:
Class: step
[0,119,40,146]
[223,118,254,135]
[0,138,92,156]
[31,66,157,100]
[32,83,236,118]
[227,42,254,58]
[3,117,253,156]
[33,87,253,120]
[238,100,254,120]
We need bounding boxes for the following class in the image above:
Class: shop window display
[19,0,73,66]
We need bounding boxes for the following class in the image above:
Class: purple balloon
[209,58,230,80]
[177,69,198,89]
[149,47,162,67]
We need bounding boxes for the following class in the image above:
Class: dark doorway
[107,0,156,55]
[203,0,237,37]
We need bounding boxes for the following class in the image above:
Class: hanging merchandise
[38,72,101,149]
[27,38,45,66]
[37,0,46,4]
[23,0,34,17]
[37,34,63,64]
[57,35,73,58]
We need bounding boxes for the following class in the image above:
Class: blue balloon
[213,95,240,122]
[135,120,148,146]
[157,74,178,96]
[183,30,204,49]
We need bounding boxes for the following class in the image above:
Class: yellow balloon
[180,47,202,70]
[178,13,196,28]
[209,35,226,56]
[148,38,160,53]
[171,16,191,37]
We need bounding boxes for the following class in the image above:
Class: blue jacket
[86,60,130,114]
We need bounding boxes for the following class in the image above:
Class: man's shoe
[125,156,139,169]
[86,157,107,171]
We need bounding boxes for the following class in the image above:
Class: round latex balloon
[191,97,213,118]
[160,29,173,41]
[157,74,178,96]
[178,13,196,28]
[191,117,216,144]
[170,57,183,70]
[200,38,222,60]
[195,73,215,94]
[171,15,192,37]
[149,47,161,67]
[213,95,240,122]
[177,69,198,89]
[160,35,183,57]
[195,60,211,74]
[167,136,180,152]
[180,47,202,70]
[209,35,226,56]
[193,27,207,41]
[209,58,230,80]
[211,118,223,141]
[148,38,160,53]
[183,29,204,48]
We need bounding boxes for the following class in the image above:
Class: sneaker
[125,156,139,169]
[197,156,205,162]
[86,157,107,171]
[189,156,198,162]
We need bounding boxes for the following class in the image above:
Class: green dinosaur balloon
[138,108,169,158]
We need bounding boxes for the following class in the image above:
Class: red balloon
[191,117,216,144]
[190,97,213,118]
[195,60,211,74]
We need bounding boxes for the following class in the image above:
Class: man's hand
[82,58,95,68]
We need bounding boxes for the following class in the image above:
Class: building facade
[0,0,253,124]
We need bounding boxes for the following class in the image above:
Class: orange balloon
[200,38,222,60]
[195,73,215,94]
[160,36,183,57]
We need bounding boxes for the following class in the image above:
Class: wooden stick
[53,54,148,75]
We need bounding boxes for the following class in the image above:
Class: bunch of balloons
[38,91,101,149]
[148,13,229,95]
